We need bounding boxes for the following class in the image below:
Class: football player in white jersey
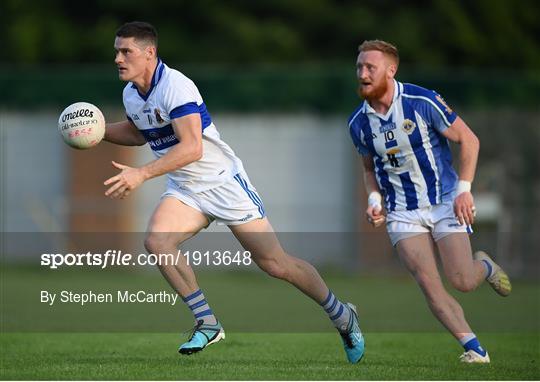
[102,21,364,363]
[348,40,511,363]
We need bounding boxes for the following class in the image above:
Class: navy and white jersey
[123,59,244,193]
[348,80,459,212]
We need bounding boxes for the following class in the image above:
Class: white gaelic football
[58,102,105,149]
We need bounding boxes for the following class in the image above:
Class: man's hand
[454,191,476,226]
[104,161,147,199]
[366,205,386,227]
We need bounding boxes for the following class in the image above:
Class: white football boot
[474,251,512,297]
[459,349,491,363]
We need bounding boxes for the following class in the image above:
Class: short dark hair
[358,40,399,66]
[116,21,158,48]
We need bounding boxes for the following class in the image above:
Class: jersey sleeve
[426,91,458,133]
[162,74,202,120]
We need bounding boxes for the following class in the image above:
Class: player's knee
[450,276,477,293]
[144,232,169,254]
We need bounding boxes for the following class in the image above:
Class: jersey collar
[131,58,165,101]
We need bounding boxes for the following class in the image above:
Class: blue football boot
[178,320,225,355]
[338,303,365,363]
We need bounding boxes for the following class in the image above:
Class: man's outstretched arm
[104,119,147,146]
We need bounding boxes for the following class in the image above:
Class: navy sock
[460,334,487,356]
[481,259,493,278]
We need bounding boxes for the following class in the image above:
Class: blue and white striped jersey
[123,59,244,193]
[348,80,458,212]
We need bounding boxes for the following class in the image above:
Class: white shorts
[386,201,472,246]
[162,171,266,226]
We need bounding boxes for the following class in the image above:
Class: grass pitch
[1,266,539,379]
[1,332,538,380]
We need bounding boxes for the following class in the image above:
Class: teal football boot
[179,320,225,355]
[338,303,365,363]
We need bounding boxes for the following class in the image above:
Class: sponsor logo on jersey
[379,122,396,133]
[386,148,401,167]
[154,108,164,123]
[148,134,178,149]
[402,119,416,135]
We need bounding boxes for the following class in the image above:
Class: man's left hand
[104,161,146,199]
[454,191,476,226]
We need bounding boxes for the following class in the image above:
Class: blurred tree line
[1,0,539,69]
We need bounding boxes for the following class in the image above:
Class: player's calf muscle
[257,257,289,280]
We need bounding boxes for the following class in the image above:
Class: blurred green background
[1,0,539,110]
[2,0,539,67]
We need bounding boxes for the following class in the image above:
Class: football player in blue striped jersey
[348,40,511,363]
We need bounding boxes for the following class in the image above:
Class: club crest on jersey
[402,119,416,135]
[435,95,453,114]
[154,108,164,123]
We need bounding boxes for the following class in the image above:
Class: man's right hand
[366,205,386,227]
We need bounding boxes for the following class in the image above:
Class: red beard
[357,79,389,101]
